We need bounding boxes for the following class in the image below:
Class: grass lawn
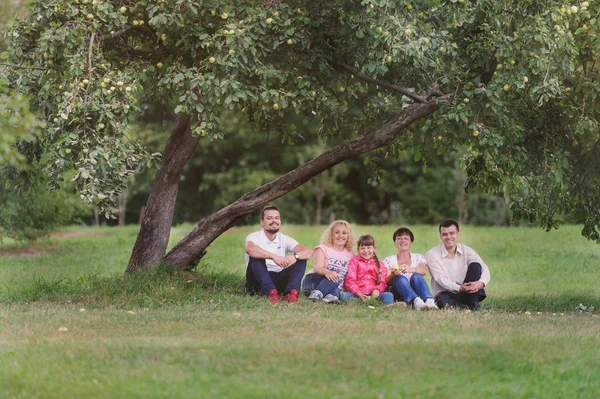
[1,224,599,398]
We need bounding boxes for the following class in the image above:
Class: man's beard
[266,226,279,234]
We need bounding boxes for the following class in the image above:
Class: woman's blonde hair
[320,220,355,251]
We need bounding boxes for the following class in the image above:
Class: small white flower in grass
[58,326,68,332]
[79,308,86,312]
[368,306,375,309]
[127,311,135,314]
[524,311,531,315]
[537,312,542,315]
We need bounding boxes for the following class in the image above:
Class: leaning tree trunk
[126,115,198,273]
[163,95,450,269]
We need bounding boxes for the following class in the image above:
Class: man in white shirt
[425,219,490,310]
[245,206,313,303]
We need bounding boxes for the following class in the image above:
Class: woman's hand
[357,292,368,301]
[371,290,380,299]
[325,270,338,283]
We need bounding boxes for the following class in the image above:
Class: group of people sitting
[245,206,490,310]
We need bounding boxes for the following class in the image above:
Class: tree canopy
[4,0,600,269]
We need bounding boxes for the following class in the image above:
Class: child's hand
[357,293,368,301]
[371,290,380,299]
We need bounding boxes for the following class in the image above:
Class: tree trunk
[126,115,198,273]
[163,96,450,269]
[93,206,99,227]
[118,190,127,227]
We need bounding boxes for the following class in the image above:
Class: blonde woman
[302,220,356,303]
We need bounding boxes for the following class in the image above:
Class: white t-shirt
[245,230,299,273]
[382,253,426,281]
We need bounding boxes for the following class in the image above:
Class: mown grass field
[1,224,599,398]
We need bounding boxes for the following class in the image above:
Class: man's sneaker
[267,289,279,304]
[322,294,340,304]
[413,297,427,311]
[425,298,439,310]
[308,290,324,302]
[282,289,299,303]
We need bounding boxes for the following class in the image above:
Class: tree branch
[334,62,426,103]
[164,89,454,268]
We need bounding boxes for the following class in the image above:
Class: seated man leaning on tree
[425,219,491,311]
[245,205,313,304]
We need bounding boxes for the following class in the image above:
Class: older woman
[301,220,355,304]
[382,227,438,310]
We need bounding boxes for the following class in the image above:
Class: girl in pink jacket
[342,235,394,305]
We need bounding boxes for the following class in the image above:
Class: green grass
[1,224,600,398]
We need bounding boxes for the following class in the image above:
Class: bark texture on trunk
[164,97,449,269]
[126,115,198,273]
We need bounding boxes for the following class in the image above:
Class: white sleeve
[382,255,395,269]
[414,253,426,266]
[284,235,299,253]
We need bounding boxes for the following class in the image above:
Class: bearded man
[245,206,313,303]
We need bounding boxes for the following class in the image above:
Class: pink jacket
[344,255,388,295]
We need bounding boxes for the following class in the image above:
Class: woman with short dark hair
[382,227,438,310]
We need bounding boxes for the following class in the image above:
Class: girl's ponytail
[373,253,381,285]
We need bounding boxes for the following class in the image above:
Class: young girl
[342,235,394,305]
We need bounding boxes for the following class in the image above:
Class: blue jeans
[389,274,434,304]
[340,291,394,305]
[245,257,307,296]
[301,273,341,297]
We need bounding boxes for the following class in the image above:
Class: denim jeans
[245,257,307,295]
[340,291,394,305]
[301,273,340,297]
[389,274,434,304]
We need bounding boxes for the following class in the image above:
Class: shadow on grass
[3,266,599,314]
[488,294,599,313]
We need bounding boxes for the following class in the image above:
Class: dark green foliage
[0,169,90,241]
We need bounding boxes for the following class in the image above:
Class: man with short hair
[425,219,490,310]
[245,206,313,303]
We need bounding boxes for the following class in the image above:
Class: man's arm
[463,246,490,291]
[245,241,288,267]
[425,250,461,293]
[291,244,313,260]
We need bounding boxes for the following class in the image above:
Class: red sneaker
[267,289,279,304]
[282,289,299,303]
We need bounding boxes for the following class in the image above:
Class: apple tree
[5,0,600,272]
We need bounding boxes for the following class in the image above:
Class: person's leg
[378,291,395,305]
[435,291,463,309]
[391,275,418,304]
[410,274,434,300]
[315,277,340,297]
[246,257,276,295]
[340,292,358,302]
[301,273,325,295]
[283,260,307,295]
[463,262,486,310]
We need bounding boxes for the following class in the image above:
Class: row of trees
[2,0,600,272]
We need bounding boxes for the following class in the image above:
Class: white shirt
[382,253,426,280]
[425,243,490,296]
[245,230,299,273]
